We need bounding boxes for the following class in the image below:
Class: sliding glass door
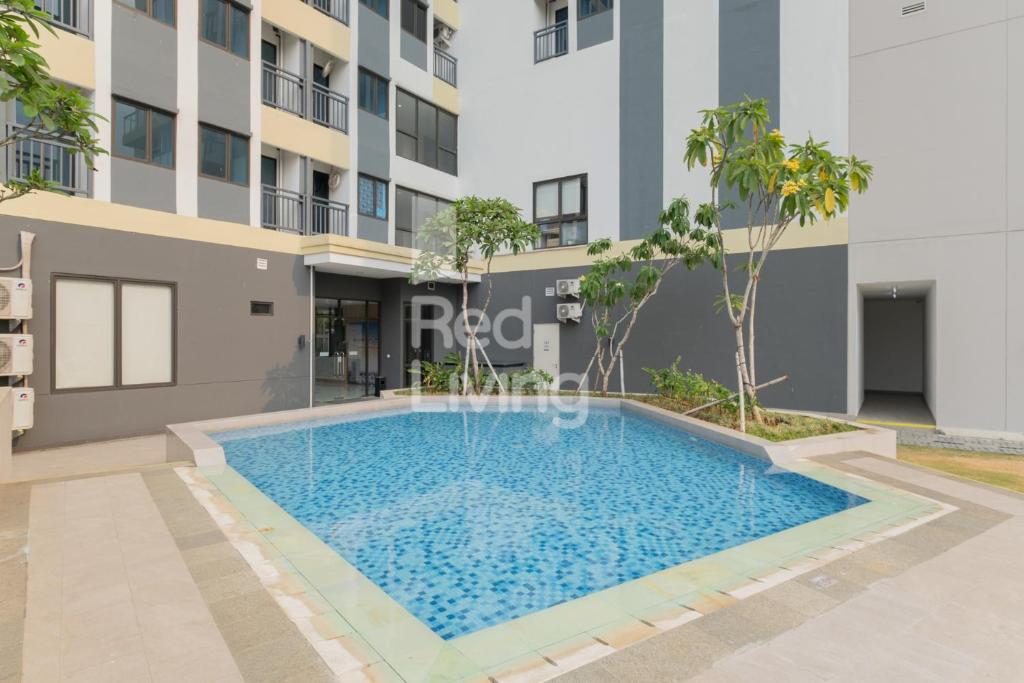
[314,298,380,404]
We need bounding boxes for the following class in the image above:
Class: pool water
[214,407,866,640]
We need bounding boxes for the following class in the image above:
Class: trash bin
[375,377,387,397]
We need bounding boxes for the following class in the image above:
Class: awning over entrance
[301,233,481,283]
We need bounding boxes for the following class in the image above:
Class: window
[116,0,175,25]
[358,174,388,219]
[396,89,457,175]
[53,276,175,391]
[359,0,388,18]
[396,186,451,247]
[358,69,389,118]
[199,124,249,185]
[201,0,249,58]
[579,0,612,18]
[401,0,427,41]
[534,174,588,248]
[112,98,174,168]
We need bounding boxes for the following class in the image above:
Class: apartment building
[2,0,1021,450]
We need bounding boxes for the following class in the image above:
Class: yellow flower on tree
[824,188,836,213]
[781,180,800,197]
[783,158,800,172]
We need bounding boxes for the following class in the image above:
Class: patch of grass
[634,395,858,442]
[898,445,1024,494]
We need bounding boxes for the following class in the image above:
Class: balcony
[308,0,348,24]
[36,0,91,37]
[262,62,305,117]
[433,48,457,87]
[261,185,348,236]
[4,125,90,197]
[312,83,348,133]
[534,21,567,63]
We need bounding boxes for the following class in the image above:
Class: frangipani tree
[410,196,538,395]
[683,98,872,426]
[577,198,711,396]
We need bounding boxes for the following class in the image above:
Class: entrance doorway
[533,323,560,385]
[404,302,438,388]
[314,298,380,404]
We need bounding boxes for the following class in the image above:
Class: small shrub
[509,368,554,394]
[643,357,735,409]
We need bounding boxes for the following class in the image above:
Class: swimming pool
[214,406,866,640]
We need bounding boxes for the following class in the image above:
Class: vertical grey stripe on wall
[357,4,392,242]
[619,1,663,240]
[718,0,780,229]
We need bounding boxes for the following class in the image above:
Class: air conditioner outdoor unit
[556,302,582,323]
[555,278,580,299]
[0,278,31,319]
[0,334,32,376]
[12,387,33,430]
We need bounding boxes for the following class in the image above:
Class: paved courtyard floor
[2,440,1022,682]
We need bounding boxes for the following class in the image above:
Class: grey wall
[578,9,614,51]
[358,5,390,76]
[3,219,311,451]
[863,298,925,394]
[198,42,251,133]
[619,0,663,240]
[111,6,177,111]
[197,177,250,224]
[400,31,428,71]
[356,108,390,243]
[719,0,780,229]
[472,246,849,412]
[110,158,176,213]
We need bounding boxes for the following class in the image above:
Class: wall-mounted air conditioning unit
[556,302,582,323]
[12,387,33,430]
[0,278,31,319]
[0,334,32,376]
[555,278,580,299]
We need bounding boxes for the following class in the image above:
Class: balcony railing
[534,21,568,63]
[262,186,349,236]
[36,0,91,37]
[312,84,348,133]
[5,125,90,196]
[433,48,457,87]
[262,62,305,117]
[309,0,348,24]
[310,197,349,236]
[261,185,304,233]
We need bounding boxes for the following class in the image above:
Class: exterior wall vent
[901,2,926,16]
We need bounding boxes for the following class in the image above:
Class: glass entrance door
[314,298,380,404]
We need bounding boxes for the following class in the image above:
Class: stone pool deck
[1,440,1022,682]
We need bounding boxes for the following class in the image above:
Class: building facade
[1,0,1021,450]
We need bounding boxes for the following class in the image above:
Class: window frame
[199,0,250,59]
[114,0,176,26]
[359,0,388,19]
[357,174,389,219]
[395,185,452,247]
[111,97,176,169]
[532,173,589,249]
[395,88,458,176]
[198,123,250,186]
[50,273,178,394]
[401,0,427,41]
[358,68,389,119]
[578,0,613,19]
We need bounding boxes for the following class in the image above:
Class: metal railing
[262,62,305,117]
[433,48,457,87]
[36,0,91,37]
[534,21,568,63]
[309,0,348,24]
[310,197,348,236]
[261,185,305,233]
[5,125,90,196]
[311,84,348,133]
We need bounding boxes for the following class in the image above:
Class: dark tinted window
[200,124,249,185]
[113,98,174,168]
[202,0,249,59]
[395,90,457,175]
[401,0,426,40]
[358,69,388,118]
[359,0,387,17]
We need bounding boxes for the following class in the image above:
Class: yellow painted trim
[36,28,95,90]
[301,233,485,274]
[432,78,459,115]
[262,0,351,60]
[859,419,936,430]
[261,106,350,170]
[489,218,850,273]
[433,0,460,30]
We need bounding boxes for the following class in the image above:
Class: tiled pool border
[170,403,950,682]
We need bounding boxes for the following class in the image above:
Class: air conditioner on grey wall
[0,334,32,376]
[0,277,32,319]
[556,302,582,323]
[12,387,33,430]
[555,278,580,299]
